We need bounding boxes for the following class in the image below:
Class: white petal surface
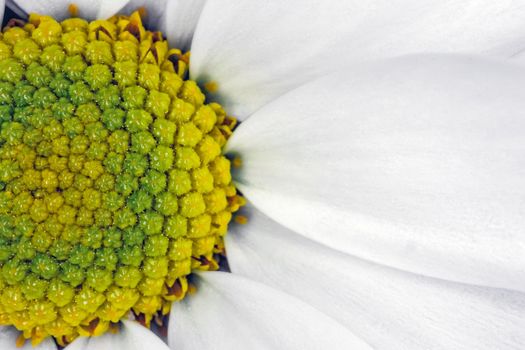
[226,206,525,349]
[97,0,129,19]
[64,320,169,350]
[226,55,525,292]
[191,0,525,118]
[8,0,129,20]
[168,271,371,350]
[164,0,206,51]
[0,327,57,350]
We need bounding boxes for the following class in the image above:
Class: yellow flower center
[0,10,243,346]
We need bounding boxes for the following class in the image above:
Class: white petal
[226,54,525,292]
[9,0,129,20]
[64,320,169,350]
[168,271,371,350]
[97,0,129,19]
[190,0,525,119]
[227,206,525,349]
[164,0,206,51]
[0,327,57,350]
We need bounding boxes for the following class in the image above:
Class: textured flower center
[0,11,242,346]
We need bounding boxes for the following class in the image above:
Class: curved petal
[190,0,525,119]
[8,0,129,20]
[168,271,371,350]
[97,0,130,19]
[0,327,57,350]
[227,206,525,349]
[226,54,525,292]
[64,320,169,350]
[164,0,206,51]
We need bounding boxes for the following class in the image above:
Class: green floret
[108,129,129,153]
[96,85,120,111]
[68,245,95,268]
[122,86,147,109]
[52,98,75,120]
[139,211,164,235]
[114,265,142,288]
[26,63,52,88]
[140,170,167,195]
[2,259,28,284]
[154,192,178,216]
[60,261,86,287]
[13,82,36,107]
[115,172,138,196]
[152,118,177,145]
[123,153,148,177]
[86,267,113,292]
[125,109,152,132]
[103,228,122,248]
[49,73,71,98]
[63,55,87,81]
[150,145,174,172]
[127,189,153,214]
[0,105,11,123]
[84,64,112,90]
[33,87,57,108]
[40,45,66,73]
[68,81,93,105]
[1,122,25,145]
[95,247,118,270]
[0,59,24,83]
[31,254,59,279]
[22,274,48,299]
[144,235,169,257]
[131,131,156,154]
[118,245,143,267]
[0,82,13,105]
[100,109,124,134]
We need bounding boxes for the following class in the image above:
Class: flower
[0,1,524,349]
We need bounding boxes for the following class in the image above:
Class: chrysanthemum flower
[0,1,524,349]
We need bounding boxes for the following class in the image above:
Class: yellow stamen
[16,334,25,348]
[232,156,242,168]
[235,215,249,225]
[68,4,79,17]
[108,322,120,334]
[204,81,219,93]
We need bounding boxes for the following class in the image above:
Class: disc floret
[0,11,242,345]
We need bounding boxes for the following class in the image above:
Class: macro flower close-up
[0,0,523,349]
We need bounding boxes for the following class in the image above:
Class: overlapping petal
[168,271,371,350]
[190,0,525,118]
[164,0,206,51]
[226,54,525,292]
[8,0,129,20]
[64,320,169,350]
[0,327,57,350]
[226,206,525,349]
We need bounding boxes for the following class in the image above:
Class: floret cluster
[0,12,241,345]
